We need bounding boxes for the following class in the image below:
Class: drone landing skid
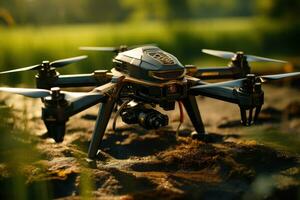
[87,96,208,159]
[87,83,122,159]
[88,99,116,159]
[182,95,206,136]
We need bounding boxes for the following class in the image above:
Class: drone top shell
[113,46,186,82]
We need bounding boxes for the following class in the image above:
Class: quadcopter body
[113,46,187,106]
[0,45,299,159]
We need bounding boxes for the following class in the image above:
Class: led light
[167,85,177,94]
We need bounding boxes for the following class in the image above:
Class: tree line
[0,0,299,25]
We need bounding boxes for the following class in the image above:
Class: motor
[42,88,69,142]
[120,105,168,130]
[238,74,264,126]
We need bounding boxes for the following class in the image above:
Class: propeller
[202,49,287,64]
[0,87,103,101]
[260,71,300,81]
[191,72,300,90]
[0,55,87,75]
[79,44,157,53]
[79,46,123,53]
[190,71,300,125]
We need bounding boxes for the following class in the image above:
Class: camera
[120,105,168,130]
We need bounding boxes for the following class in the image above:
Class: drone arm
[42,92,108,143]
[37,70,112,89]
[66,94,107,117]
[190,85,239,104]
[41,76,124,144]
[185,76,240,103]
[55,74,103,87]
[186,64,248,80]
[66,81,119,117]
[195,67,238,80]
[190,83,264,107]
[189,83,264,125]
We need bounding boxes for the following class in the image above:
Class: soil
[0,85,299,200]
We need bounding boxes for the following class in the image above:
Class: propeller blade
[191,71,300,92]
[191,71,300,90]
[62,91,104,101]
[129,43,158,49]
[50,55,88,68]
[246,55,287,63]
[79,44,157,53]
[202,49,287,64]
[202,49,235,60]
[0,55,87,75]
[0,87,105,101]
[0,87,51,98]
[79,46,118,52]
[191,78,246,90]
[261,72,300,81]
[0,64,42,75]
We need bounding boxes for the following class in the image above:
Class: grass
[0,102,49,199]
[244,126,300,155]
[0,17,298,85]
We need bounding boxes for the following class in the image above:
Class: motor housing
[42,88,69,142]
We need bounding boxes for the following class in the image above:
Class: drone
[0,45,299,159]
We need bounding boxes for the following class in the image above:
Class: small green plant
[0,101,50,199]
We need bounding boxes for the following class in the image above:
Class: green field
[0,18,298,85]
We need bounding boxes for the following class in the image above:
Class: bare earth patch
[0,85,299,199]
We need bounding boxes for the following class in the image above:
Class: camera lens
[121,107,168,129]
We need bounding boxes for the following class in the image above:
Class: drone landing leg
[182,95,206,137]
[87,100,116,159]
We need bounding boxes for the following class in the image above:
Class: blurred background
[0,1,300,199]
[0,0,300,85]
